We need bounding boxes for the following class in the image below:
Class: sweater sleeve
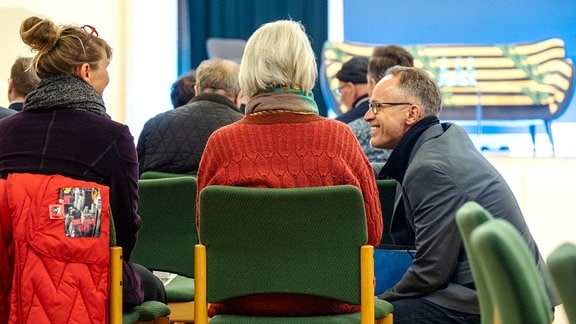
[344,131,383,246]
[109,126,141,260]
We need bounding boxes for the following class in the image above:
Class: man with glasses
[367,66,559,323]
[334,56,369,123]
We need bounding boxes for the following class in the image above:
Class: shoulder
[0,107,17,118]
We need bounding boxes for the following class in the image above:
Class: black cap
[336,56,369,84]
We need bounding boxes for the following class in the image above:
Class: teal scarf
[245,87,319,115]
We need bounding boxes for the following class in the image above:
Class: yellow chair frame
[194,185,393,324]
[109,246,170,324]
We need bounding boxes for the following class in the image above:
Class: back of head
[10,57,40,97]
[239,20,317,98]
[368,45,414,81]
[19,16,112,79]
[384,66,442,117]
[170,70,196,108]
[336,56,369,84]
[195,58,240,98]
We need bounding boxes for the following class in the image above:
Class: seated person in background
[334,56,369,124]
[0,106,16,119]
[7,56,40,111]
[137,58,243,175]
[196,19,382,317]
[0,16,166,309]
[348,45,414,164]
[366,66,559,323]
[170,70,196,109]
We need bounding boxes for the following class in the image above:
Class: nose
[364,108,374,121]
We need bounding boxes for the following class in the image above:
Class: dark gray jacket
[137,93,243,175]
[380,122,559,314]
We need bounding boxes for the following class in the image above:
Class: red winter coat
[0,178,13,323]
[3,173,110,324]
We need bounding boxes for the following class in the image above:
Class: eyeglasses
[81,25,99,37]
[334,84,348,96]
[369,101,412,114]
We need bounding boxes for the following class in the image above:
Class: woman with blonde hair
[197,19,383,317]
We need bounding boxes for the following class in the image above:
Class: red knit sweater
[197,112,383,317]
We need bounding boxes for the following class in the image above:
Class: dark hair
[20,16,112,78]
[170,71,196,108]
[368,45,414,81]
[10,57,39,97]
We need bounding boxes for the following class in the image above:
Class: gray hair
[196,58,240,98]
[385,66,442,117]
[239,20,317,98]
[10,56,40,97]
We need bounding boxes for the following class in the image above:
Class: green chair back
[455,201,494,324]
[199,185,367,303]
[547,242,576,324]
[471,219,553,324]
[132,176,198,277]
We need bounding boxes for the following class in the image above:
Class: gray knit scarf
[23,74,109,118]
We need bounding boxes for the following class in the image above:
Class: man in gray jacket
[137,58,243,175]
[365,66,559,323]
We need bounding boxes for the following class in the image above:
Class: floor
[474,122,576,323]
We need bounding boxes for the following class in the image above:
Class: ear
[75,63,91,83]
[7,78,14,93]
[405,104,422,125]
[194,84,200,96]
[233,91,243,107]
[368,78,377,95]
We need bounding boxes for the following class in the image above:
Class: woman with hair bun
[0,16,166,310]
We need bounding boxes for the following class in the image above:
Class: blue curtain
[177,0,329,116]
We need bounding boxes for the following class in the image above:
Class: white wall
[0,0,177,139]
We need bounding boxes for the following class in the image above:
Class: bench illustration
[320,38,575,152]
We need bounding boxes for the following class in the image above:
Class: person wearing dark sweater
[197,19,382,318]
[0,16,165,308]
[137,58,243,175]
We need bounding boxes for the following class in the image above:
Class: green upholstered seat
[196,185,393,324]
[165,275,195,302]
[547,242,576,324]
[123,301,171,323]
[110,212,171,324]
[470,218,553,323]
[208,300,393,324]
